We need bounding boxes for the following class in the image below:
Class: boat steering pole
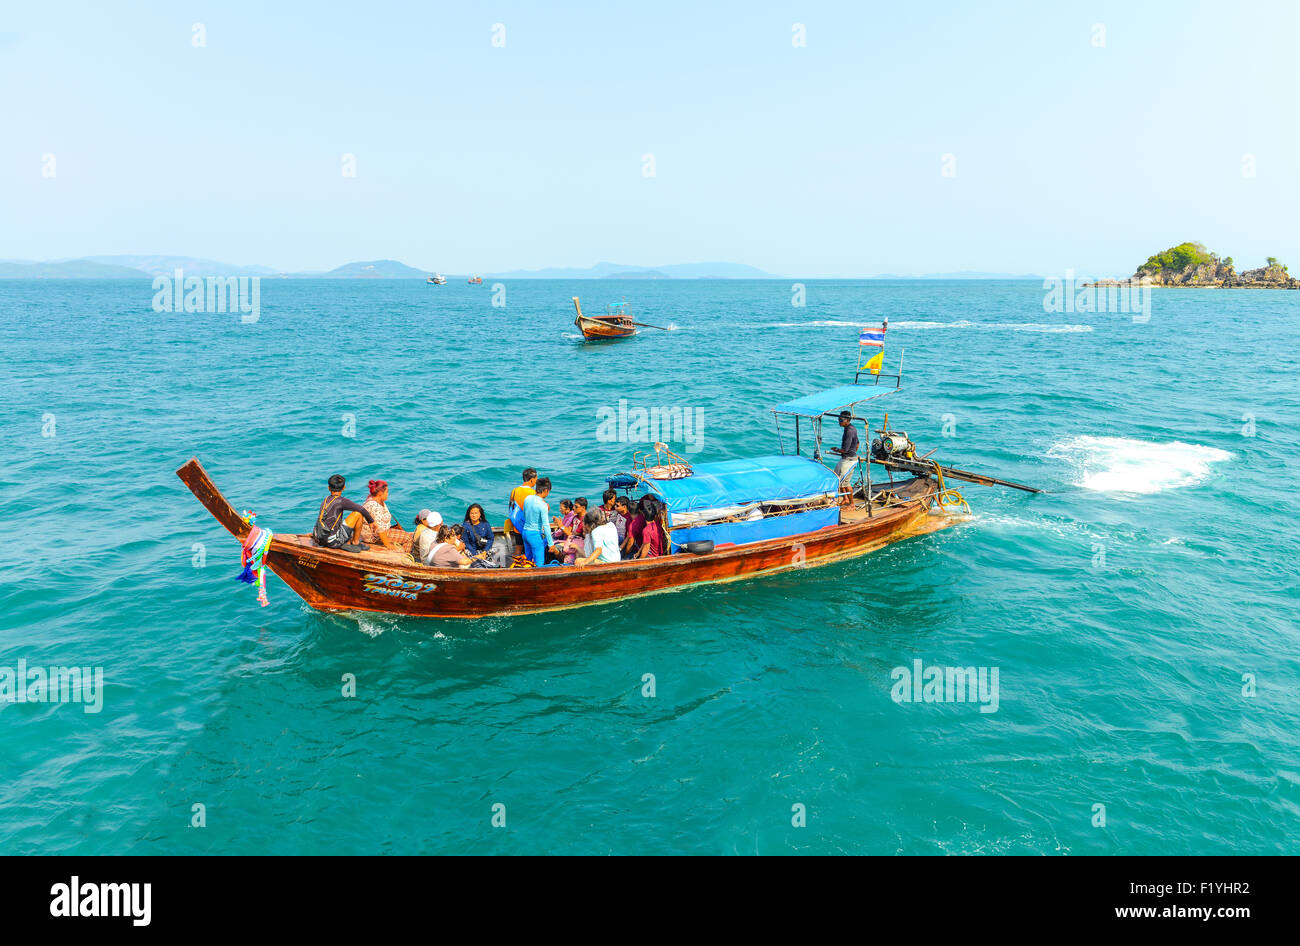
[872,457,1043,494]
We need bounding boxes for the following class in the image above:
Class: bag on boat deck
[507,498,527,534]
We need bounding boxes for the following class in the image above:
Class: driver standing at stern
[830,410,860,506]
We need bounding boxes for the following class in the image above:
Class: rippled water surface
[1,278,1297,854]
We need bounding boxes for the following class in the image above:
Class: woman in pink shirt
[638,497,667,558]
[622,497,648,557]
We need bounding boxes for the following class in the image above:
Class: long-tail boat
[573,296,637,340]
[177,374,1038,620]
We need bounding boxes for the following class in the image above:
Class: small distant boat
[573,296,637,340]
[467,276,483,285]
[427,274,446,285]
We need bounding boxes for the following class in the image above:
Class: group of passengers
[506,468,667,568]
[406,503,511,570]
[311,468,669,570]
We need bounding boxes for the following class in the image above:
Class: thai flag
[859,324,886,347]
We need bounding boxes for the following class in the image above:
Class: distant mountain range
[80,255,281,277]
[0,256,771,279]
[0,259,150,278]
[0,256,1051,280]
[281,259,429,278]
[0,256,429,279]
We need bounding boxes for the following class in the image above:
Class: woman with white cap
[410,509,443,565]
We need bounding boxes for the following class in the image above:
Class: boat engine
[872,429,915,460]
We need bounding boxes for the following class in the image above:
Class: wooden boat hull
[177,458,954,620]
[575,314,636,340]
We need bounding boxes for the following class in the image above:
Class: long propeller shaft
[871,457,1042,493]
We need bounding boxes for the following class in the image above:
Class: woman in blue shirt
[462,503,506,567]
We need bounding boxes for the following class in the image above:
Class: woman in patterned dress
[362,480,407,551]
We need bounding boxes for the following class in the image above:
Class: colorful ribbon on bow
[235,510,274,607]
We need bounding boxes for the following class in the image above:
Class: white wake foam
[892,321,1092,333]
[763,320,1091,332]
[339,610,406,638]
[768,320,861,327]
[1048,436,1232,494]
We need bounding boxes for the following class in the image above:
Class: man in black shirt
[830,410,860,503]
[313,474,374,551]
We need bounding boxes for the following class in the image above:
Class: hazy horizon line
[1,254,1078,280]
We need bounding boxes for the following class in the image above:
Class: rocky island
[1087,242,1298,289]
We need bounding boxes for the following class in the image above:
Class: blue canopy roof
[772,383,895,418]
[639,455,839,513]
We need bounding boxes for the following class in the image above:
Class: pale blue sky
[3,1,1297,276]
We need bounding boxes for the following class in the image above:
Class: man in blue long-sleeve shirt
[522,477,557,566]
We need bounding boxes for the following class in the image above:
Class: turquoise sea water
[1,278,1297,855]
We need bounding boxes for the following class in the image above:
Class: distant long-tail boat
[177,374,1038,620]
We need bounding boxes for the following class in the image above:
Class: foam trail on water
[1048,436,1232,494]
[893,320,1092,332]
[761,320,1092,332]
[765,320,861,327]
[338,611,406,638]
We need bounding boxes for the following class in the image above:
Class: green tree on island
[1139,242,1216,275]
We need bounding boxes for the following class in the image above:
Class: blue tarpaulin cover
[772,383,895,418]
[641,455,839,513]
[669,506,840,549]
